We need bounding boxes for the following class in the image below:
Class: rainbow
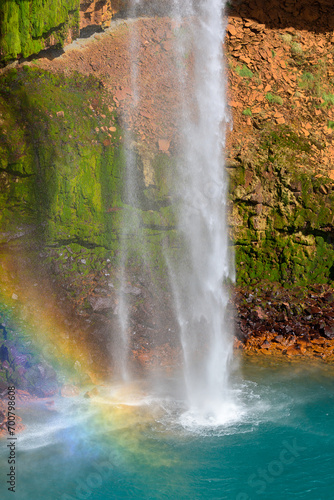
[0,245,108,388]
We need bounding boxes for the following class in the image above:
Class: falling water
[119,0,235,424]
[115,1,142,382]
[169,0,235,424]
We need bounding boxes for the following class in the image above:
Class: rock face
[1,8,334,287]
[225,2,334,286]
[0,0,130,65]
[234,283,334,359]
[80,0,124,30]
[0,1,334,372]
[0,0,80,65]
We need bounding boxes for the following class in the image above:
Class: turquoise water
[1,359,334,500]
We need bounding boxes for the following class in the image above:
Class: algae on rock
[0,66,177,284]
[0,0,80,65]
[229,124,334,286]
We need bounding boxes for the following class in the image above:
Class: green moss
[291,42,303,55]
[0,66,179,289]
[232,122,334,287]
[0,0,79,64]
[281,34,293,44]
[322,93,334,108]
[234,64,254,79]
[0,67,120,246]
[242,108,252,116]
[265,93,283,105]
[267,125,311,153]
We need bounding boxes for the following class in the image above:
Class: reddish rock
[227,24,237,36]
[261,340,271,349]
[285,345,301,356]
[158,138,170,153]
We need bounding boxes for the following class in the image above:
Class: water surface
[1,358,333,500]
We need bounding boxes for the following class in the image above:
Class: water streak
[119,0,234,424]
[168,0,234,423]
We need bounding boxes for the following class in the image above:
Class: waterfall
[168,0,235,423]
[118,0,235,424]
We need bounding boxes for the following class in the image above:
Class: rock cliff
[0,1,334,386]
[0,0,80,65]
[1,3,334,287]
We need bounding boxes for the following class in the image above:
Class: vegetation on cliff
[0,0,79,65]
[1,9,334,289]
[0,65,175,277]
[0,66,122,248]
[226,9,334,286]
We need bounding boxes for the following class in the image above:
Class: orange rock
[234,339,243,349]
[227,24,237,36]
[312,338,325,345]
[163,40,173,51]
[229,101,242,108]
[286,346,301,356]
[158,139,170,153]
[261,340,271,349]
[240,56,251,65]
[140,111,153,120]
[297,344,307,354]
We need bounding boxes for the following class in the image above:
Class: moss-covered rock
[0,0,79,65]
[0,66,124,247]
[229,123,334,286]
[0,66,177,287]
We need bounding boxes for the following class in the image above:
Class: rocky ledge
[235,283,334,360]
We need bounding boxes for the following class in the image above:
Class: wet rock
[158,138,170,153]
[121,284,141,296]
[322,326,334,340]
[261,340,271,349]
[296,343,307,354]
[322,292,334,304]
[306,306,322,315]
[0,345,9,362]
[254,306,268,320]
[285,345,301,356]
[88,295,115,312]
[235,282,334,359]
[234,339,243,349]
[312,337,325,345]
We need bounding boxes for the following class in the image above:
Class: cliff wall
[225,4,334,285]
[0,0,80,65]
[0,2,334,288]
[0,1,334,387]
[0,0,127,65]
